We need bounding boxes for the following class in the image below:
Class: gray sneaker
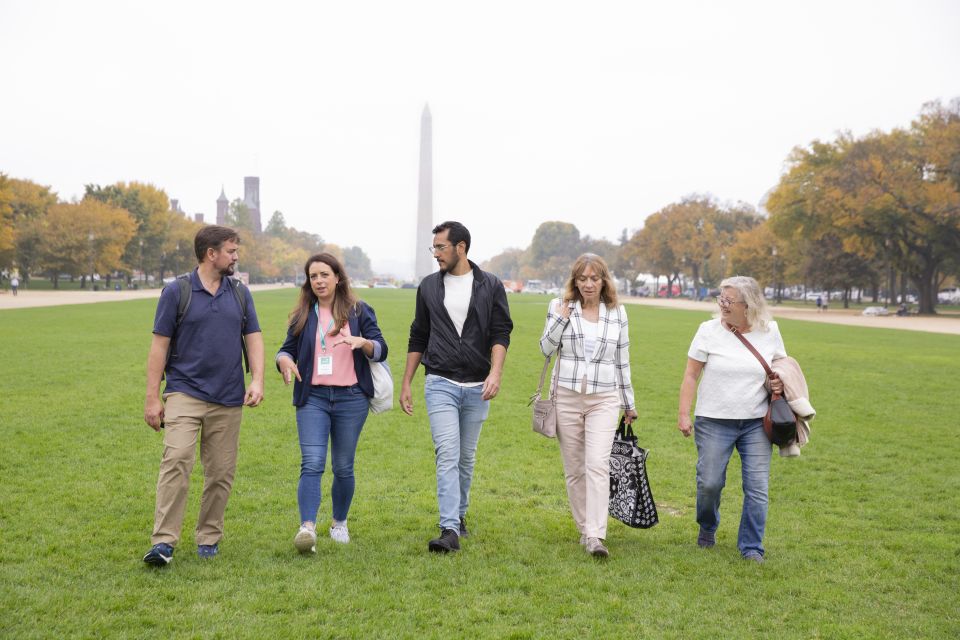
[585,537,609,558]
[743,551,765,564]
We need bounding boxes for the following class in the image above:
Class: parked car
[937,288,960,304]
[862,306,889,316]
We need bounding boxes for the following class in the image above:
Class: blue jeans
[694,416,771,557]
[424,375,490,531]
[295,384,369,524]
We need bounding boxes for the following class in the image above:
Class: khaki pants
[555,385,619,539]
[152,392,242,547]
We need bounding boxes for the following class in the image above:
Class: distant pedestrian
[142,225,265,567]
[10,276,19,296]
[400,221,514,554]
[815,295,822,312]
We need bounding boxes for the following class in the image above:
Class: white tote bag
[368,357,394,414]
[357,314,393,414]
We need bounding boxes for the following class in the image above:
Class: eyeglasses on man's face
[716,296,745,308]
[428,242,461,255]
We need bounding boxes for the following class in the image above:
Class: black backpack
[166,274,250,373]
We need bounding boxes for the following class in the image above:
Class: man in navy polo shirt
[142,225,264,566]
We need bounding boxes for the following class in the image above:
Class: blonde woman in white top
[540,254,637,558]
[677,276,786,563]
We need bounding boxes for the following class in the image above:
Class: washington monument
[414,104,435,281]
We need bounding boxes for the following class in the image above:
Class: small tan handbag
[529,346,560,438]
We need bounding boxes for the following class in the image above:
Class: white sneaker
[294,525,317,554]
[329,522,350,544]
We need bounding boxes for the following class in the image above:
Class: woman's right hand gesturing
[278,355,302,386]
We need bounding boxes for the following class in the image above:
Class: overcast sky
[2,0,958,278]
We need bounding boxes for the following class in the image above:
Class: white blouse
[687,318,787,419]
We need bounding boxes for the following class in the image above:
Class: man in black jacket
[400,221,513,553]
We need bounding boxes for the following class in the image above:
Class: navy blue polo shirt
[153,269,261,406]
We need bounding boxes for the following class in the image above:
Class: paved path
[2,286,958,335]
[621,296,960,336]
[0,283,294,310]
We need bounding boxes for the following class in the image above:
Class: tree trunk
[80,274,87,289]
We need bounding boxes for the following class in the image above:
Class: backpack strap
[164,275,193,372]
[226,276,250,373]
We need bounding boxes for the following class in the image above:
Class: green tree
[84,182,171,282]
[341,246,372,280]
[0,176,58,280]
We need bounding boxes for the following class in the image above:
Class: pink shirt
[311,306,359,387]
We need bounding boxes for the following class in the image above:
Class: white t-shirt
[687,318,787,419]
[442,270,481,387]
[443,270,474,336]
[581,318,598,360]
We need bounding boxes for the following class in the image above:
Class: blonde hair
[717,275,773,331]
[563,253,618,307]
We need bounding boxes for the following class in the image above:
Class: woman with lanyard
[277,253,388,553]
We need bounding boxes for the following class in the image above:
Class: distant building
[216,187,229,225]
[243,177,262,233]
[213,179,262,232]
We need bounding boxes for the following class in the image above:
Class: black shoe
[428,528,460,553]
[458,516,469,538]
[143,543,174,567]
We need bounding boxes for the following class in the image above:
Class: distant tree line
[0,180,372,288]
[481,99,960,314]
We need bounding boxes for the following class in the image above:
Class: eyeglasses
[716,296,746,308]
[428,243,450,254]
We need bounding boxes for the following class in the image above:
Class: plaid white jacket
[539,298,635,411]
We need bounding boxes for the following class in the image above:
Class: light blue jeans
[424,375,490,531]
[295,384,370,524]
[694,416,771,557]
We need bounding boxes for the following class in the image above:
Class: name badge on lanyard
[315,303,336,376]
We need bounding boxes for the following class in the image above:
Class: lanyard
[314,304,336,353]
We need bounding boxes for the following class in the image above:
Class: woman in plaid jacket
[539,253,637,558]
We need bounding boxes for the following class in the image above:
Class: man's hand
[244,380,264,407]
[482,370,502,401]
[144,396,164,431]
[400,383,414,415]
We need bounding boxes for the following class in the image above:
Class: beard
[219,263,236,276]
[438,254,459,274]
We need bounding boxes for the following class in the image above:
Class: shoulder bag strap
[729,325,774,377]
[534,343,562,396]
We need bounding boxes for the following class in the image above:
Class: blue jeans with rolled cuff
[694,416,771,557]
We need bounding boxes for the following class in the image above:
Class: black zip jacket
[408,261,513,383]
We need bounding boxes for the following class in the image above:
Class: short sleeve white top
[687,318,787,419]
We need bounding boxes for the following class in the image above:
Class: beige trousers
[152,392,242,546]
[555,385,619,539]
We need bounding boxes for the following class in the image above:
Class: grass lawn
[1,290,957,639]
